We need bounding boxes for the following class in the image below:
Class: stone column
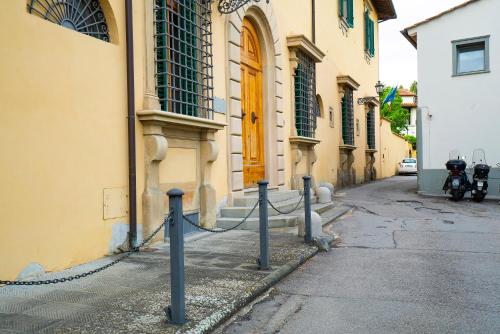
[199,131,219,228]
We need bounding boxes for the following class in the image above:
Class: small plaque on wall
[103,188,127,220]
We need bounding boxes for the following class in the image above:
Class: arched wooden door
[241,18,265,188]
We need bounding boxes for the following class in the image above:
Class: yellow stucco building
[1,0,409,280]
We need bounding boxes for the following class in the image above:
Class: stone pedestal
[289,136,320,190]
[338,145,357,188]
[138,111,225,236]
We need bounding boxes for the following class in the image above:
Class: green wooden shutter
[364,11,369,51]
[339,0,344,17]
[370,19,375,56]
[347,0,354,27]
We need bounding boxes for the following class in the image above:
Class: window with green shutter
[154,0,214,118]
[295,52,318,138]
[364,10,375,57]
[339,0,354,28]
[341,88,355,146]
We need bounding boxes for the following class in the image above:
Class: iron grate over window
[27,0,110,42]
[341,87,354,145]
[154,0,214,119]
[294,51,318,138]
[366,106,376,149]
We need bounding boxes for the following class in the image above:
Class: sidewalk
[1,229,320,333]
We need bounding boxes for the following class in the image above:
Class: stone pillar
[199,131,219,228]
[142,128,168,237]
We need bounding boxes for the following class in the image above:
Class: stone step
[234,190,301,207]
[242,186,280,196]
[221,196,306,218]
[216,215,298,230]
[312,202,336,215]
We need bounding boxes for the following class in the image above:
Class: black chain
[0,215,170,286]
[267,195,304,215]
[183,201,259,233]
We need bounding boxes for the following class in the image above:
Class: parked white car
[398,158,417,175]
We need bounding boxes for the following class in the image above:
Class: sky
[379,0,466,89]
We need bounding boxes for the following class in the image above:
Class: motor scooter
[470,148,490,202]
[443,150,470,201]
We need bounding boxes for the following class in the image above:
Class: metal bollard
[166,189,186,324]
[257,180,270,270]
[303,176,312,243]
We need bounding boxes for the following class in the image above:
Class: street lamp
[358,81,385,105]
[218,0,270,14]
[375,80,385,95]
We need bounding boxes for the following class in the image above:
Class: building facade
[399,88,417,137]
[402,0,500,198]
[1,0,404,280]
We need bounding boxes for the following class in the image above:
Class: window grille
[27,0,110,42]
[154,0,214,118]
[341,87,354,145]
[294,51,318,138]
[367,106,376,149]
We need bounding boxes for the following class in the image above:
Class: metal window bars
[341,87,355,145]
[294,51,318,138]
[27,0,110,42]
[155,0,214,119]
[366,106,376,149]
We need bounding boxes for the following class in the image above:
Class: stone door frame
[225,3,285,200]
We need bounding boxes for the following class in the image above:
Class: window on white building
[452,36,490,76]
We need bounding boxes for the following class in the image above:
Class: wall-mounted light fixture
[357,81,385,105]
[218,0,270,14]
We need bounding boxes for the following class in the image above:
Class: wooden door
[241,18,265,188]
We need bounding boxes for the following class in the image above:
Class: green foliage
[379,87,409,134]
[404,135,417,150]
[410,81,418,94]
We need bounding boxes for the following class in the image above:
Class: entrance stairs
[217,187,336,230]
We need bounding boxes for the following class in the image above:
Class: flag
[382,87,397,106]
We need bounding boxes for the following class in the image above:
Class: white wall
[415,0,500,169]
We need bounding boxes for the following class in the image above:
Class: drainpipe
[125,0,137,248]
[311,0,316,43]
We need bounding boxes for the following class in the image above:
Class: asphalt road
[219,176,500,334]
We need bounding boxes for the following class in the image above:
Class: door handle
[251,112,258,124]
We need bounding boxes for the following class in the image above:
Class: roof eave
[401,29,417,49]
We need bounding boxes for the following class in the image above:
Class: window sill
[338,17,350,36]
[290,136,321,146]
[137,110,226,135]
[339,144,357,152]
[452,70,490,77]
[366,148,377,154]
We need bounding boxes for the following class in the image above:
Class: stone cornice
[337,75,360,91]
[287,35,325,70]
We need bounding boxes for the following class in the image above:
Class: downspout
[125,0,137,248]
[311,0,316,43]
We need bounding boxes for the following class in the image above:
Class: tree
[404,135,417,150]
[379,87,410,134]
[410,81,418,94]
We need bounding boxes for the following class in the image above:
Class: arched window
[27,0,110,42]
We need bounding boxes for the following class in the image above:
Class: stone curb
[321,205,354,227]
[178,207,351,333]
[182,246,319,334]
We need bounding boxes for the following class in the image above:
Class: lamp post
[357,80,385,105]
[218,0,270,14]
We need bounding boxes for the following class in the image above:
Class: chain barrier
[183,201,259,233]
[267,194,304,215]
[0,215,171,286]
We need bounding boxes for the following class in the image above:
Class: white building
[399,88,417,137]
[402,0,500,198]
